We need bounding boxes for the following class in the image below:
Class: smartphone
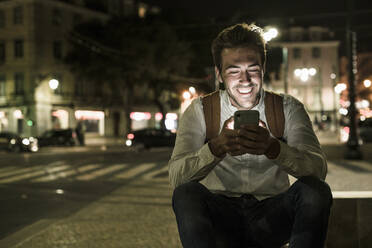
[233,110,259,129]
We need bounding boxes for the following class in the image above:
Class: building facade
[0,0,136,137]
[270,26,340,131]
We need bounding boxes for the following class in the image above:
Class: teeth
[238,88,252,94]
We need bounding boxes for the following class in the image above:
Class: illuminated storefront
[75,110,105,135]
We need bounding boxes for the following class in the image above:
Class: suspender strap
[264,91,285,139]
[202,90,220,143]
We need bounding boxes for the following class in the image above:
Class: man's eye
[228,70,240,75]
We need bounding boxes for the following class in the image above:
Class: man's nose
[240,70,251,82]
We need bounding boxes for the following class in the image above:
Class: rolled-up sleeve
[168,98,222,188]
[272,97,327,180]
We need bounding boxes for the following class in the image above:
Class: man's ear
[215,66,222,83]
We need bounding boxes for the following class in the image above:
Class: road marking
[115,163,157,179]
[33,164,101,182]
[142,164,168,180]
[0,165,70,183]
[76,164,126,181]
[0,165,45,179]
[0,166,17,173]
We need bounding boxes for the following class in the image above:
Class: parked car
[359,118,372,143]
[0,131,39,152]
[37,128,76,147]
[125,128,176,150]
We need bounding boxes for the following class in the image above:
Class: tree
[65,17,193,132]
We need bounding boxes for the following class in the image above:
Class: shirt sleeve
[272,97,327,180]
[168,98,222,188]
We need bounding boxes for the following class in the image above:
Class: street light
[363,79,371,88]
[48,79,59,90]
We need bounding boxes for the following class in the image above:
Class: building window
[13,6,23,25]
[14,40,24,58]
[293,48,301,59]
[52,8,62,26]
[0,41,5,63]
[0,74,5,96]
[53,41,62,59]
[312,47,321,58]
[14,72,24,95]
[0,10,5,28]
[54,74,63,95]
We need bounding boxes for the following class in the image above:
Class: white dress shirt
[168,89,327,200]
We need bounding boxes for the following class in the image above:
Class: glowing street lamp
[48,79,59,90]
[363,79,371,88]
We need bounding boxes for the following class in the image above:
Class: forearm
[168,143,222,188]
[273,141,327,180]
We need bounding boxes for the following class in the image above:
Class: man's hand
[208,118,280,159]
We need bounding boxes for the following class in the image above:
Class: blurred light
[75,110,104,120]
[130,112,151,121]
[10,138,16,145]
[340,126,350,143]
[155,112,163,121]
[52,109,68,118]
[22,138,30,145]
[48,79,59,90]
[330,73,336,80]
[26,119,34,126]
[360,115,366,121]
[300,73,309,82]
[309,68,317,76]
[56,189,64,194]
[360,108,372,118]
[0,111,4,118]
[127,133,134,140]
[166,113,178,120]
[263,27,278,42]
[189,87,196,95]
[13,109,23,119]
[294,69,302,77]
[339,108,348,115]
[321,115,327,121]
[125,139,132,146]
[183,91,191,100]
[364,79,371,88]
[335,83,347,94]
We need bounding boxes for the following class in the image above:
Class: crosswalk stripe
[76,164,126,181]
[0,165,70,183]
[0,166,17,173]
[115,163,157,179]
[33,164,100,182]
[142,164,168,180]
[0,165,45,178]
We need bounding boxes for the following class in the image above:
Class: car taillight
[127,133,134,140]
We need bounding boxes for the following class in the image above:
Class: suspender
[202,90,285,142]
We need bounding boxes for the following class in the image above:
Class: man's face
[217,46,264,110]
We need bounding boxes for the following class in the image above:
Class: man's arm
[168,98,222,188]
[272,98,327,180]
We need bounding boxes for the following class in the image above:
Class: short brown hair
[211,23,266,72]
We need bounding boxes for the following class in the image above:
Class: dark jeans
[172,176,332,248]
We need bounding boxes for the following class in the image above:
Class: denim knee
[291,176,333,211]
[172,181,208,211]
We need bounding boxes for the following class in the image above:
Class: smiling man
[169,23,332,248]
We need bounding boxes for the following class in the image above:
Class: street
[0,142,371,247]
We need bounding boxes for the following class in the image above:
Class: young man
[169,23,332,248]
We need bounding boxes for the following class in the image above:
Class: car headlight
[22,138,30,145]
[10,138,16,145]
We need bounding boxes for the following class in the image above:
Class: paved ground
[2,131,372,248]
